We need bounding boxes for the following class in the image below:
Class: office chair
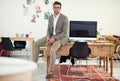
[2,37,14,51]
[1,37,29,60]
[66,41,99,78]
[0,42,11,57]
[1,37,14,57]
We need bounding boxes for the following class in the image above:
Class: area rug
[48,65,118,81]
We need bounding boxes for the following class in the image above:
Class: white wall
[0,0,120,40]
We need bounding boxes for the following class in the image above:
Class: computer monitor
[69,20,97,42]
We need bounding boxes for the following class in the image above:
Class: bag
[14,41,26,49]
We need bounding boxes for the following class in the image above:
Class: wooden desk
[0,37,34,60]
[45,42,114,76]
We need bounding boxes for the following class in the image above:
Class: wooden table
[44,42,114,76]
[0,37,34,60]
[0,57,37,81]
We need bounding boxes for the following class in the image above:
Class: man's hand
[46,38,55,45]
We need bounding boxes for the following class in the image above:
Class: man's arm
[54,15,68,40]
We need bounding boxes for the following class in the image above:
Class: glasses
[53,7,61,9]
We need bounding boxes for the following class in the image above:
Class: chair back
[0,42,2,51]
[14,41,26,49]
[2,37,14,51]
[70,41,89,58]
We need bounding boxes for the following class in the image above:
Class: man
[34,1,68,78]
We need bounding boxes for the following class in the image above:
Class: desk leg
[106,57,108,71]
[30,39,34,60]
[103,57,106,68]
[47,56,50,73]
[106,57,113,76]
[110,57,113,76]
[100,57,106,69]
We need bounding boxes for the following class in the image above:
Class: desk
[45,42,114,76]
[0,37,34,60]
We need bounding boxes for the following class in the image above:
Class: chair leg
[87,57,100,79]
[86,59,89,72]
[79,59,83,71]
[90,65,92,78]
[74,58,77,67]
[87,59,92,78]
[67,58,72,76]
[10,51,13,57]
[25,49,29,60]
[97,58,99,68]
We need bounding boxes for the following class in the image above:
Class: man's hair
[53,1,62,7]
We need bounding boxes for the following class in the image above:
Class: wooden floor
[32,58,120,81]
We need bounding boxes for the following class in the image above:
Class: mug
[16,33,19,37]
[26,34,29,38]
[21,34,24,38]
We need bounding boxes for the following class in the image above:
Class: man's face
[53,4,61,14]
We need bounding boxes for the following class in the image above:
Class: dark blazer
[47,13,69,45]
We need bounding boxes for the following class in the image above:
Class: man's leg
[49,41,61,72]
[34,36,47,62]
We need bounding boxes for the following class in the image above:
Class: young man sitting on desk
[33,1,69,79]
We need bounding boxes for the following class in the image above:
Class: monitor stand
[68,39,93,44]
[76,40,88,42]
[76,40,93,44]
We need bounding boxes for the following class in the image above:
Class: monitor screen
[69,21,97,41]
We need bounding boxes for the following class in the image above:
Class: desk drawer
[90,46,111,57]
[99,46,110,57]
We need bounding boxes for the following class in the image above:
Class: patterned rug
[48,65,118,81]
